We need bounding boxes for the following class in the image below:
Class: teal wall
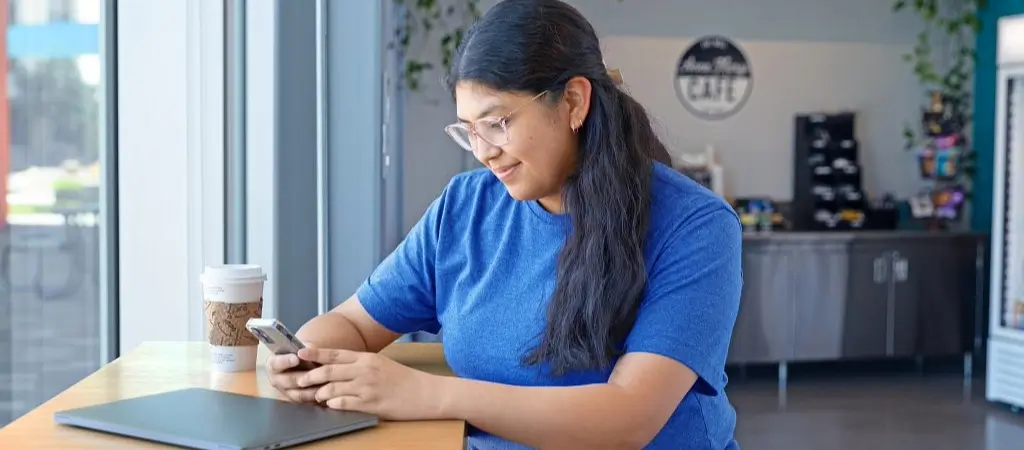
[974,2,1024,230]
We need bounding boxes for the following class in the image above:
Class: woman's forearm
[294,312,368,352]
[436,376,664,450]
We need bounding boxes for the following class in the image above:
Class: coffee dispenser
[675,144,726,198]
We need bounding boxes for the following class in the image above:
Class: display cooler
[989,14,1024,411]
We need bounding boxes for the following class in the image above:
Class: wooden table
[0,342,466,449]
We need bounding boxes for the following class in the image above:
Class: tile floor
[730,374,1023,450]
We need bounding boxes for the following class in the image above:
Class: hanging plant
[895,0,984,135]
[393,0,629,92]
[893,0,986,205]
[391,0,482,92]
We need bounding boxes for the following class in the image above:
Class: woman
[267,0,742,448]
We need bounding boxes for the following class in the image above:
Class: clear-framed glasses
[444,91,548,152]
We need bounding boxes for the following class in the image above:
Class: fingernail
[287,354,299,365]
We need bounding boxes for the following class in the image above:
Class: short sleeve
[624,206,743,396]
[356,189,446,335]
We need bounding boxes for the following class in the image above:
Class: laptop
[53,387,379,450]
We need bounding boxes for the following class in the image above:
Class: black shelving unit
[792,112,867,231]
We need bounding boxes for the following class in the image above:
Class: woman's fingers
[298,362,361,388]
[285,387,320,403]
[269,371,307,390]
[297,347,362,365]
[325,394,365,411]
[314,380,363,403]
[266,353,328,404]
[266,354,300,373]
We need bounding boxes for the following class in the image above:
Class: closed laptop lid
[53,387,378,450]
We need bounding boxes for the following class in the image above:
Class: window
[1,0,112,425]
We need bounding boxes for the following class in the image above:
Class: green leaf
[966,13,982,32]
[902,123,918,150]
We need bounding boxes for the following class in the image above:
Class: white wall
[603,37,922,199]
[117,0,192,354]
[401,0,929,230]
[118,0,226,354]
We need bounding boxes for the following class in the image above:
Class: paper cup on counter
[200,264,266,372]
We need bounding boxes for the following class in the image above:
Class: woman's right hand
[267,353,320,403]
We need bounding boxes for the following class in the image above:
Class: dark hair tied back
[445,0,672,375]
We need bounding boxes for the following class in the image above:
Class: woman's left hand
[295,347,448,421]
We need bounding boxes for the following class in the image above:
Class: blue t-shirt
[357,162,742,449]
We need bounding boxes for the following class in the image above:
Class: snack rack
[907,90,969,228]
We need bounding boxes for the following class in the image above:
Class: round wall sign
[674,35,753,120]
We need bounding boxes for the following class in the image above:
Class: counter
[742,230,986,241]
[730,231,989,378]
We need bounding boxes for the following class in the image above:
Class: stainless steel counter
[742,230,988,242]
[729,231,989,388]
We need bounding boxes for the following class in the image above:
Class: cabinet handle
[893,252,909,282]
[873,256,888,283]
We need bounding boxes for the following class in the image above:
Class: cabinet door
[727,244,792,364]
[888,247,919,356]
[901,237,972,357]
[842,242,890,358]
[790,241,849,361]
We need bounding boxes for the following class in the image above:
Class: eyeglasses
[444,91,548,152]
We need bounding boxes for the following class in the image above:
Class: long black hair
[445,0,673,375]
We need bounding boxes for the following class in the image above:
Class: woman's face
[452,79,591,212]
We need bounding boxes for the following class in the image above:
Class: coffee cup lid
[200,264,267,283]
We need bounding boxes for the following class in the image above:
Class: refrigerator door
[994,73,1024,337]
[988,67,1024,410]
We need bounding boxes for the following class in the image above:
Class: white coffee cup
[200,264,267,372]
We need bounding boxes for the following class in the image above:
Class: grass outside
[8,203,51,215]
[8,178,94,216]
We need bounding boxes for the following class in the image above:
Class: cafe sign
[674,35,753,120]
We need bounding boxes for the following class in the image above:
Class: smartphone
[245,318,320,371]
